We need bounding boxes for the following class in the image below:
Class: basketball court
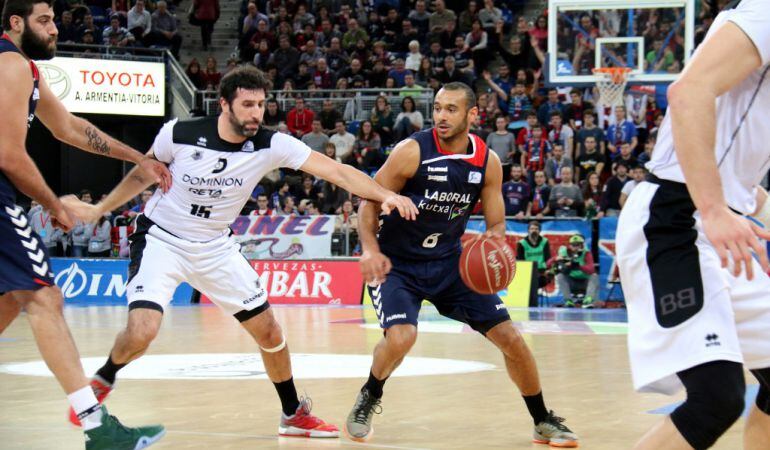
[0,304,752,449]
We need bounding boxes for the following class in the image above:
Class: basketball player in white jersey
[616,0,770,448]
[63,66,418,438]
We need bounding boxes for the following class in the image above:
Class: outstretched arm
[34,76,171,191]
[479,152,506,238]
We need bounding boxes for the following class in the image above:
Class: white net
[593,68,631,107]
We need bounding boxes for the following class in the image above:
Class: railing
[55,42,166,62]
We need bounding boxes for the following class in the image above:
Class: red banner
[201,260,363,305]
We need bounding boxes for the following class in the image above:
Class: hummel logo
[428,166,448,173]
[705,333,721,347]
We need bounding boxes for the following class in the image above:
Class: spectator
[318,99,343,134]
[28,201,62,257]
[393,20,419,54]
[320,176,349,213]
[529,15,548,51]
[303,201,321,216]
[502,165,530,217]
[408,0,431,35]
[613,142,638,172]
[311,58,335,90]
[527,170,551,217]
[575,110,605,157]
[458,1,479,34]
[478,0,502,31]
[547,234,599,308]
[575,136,605,183]
[426,41,447,72]
[299,39,324,69]
[405,40,423,72]
[619,165,646,209]
[506,81,533,124]
[242,2,268,36]
[521,124,552,186]
[516,220,551,292]
[545,144,573,185]
[415,57,434,87]
[324,38,349,75]
[149,1,182,58]
[185,58,206,89]
[354,120,383,169]
[270,181,293,209]
[329,120,356,162]
[364,10,384,42]
[370,41,395,70]
[192,0,219,51]
[201,56,222,90]
[323,142,342,163]
[429,0,457,33]
[606,105,638,160]
[516,110,539,152]
[317,18,342,50]
[57,10,78,43]
[252,39,273,69]
[301,119,330,152]
[394,96,424,141]
[601,160,630,216]
[537,88,565,127]
[338,58,366,85]
[294,175,321,204]
[371,95,396,147]
[548,166,583,218]
[438,55,468,85]
[565,89,593,130]
[388,58,411,87]
[335,199,358,232]
[293,3,315,32]
[381,8,402,44]
[486,116,517,176]
[125,190,153,217]
[342,18,368,51]
[499,34,532,77]
[637,136,655,166]
[269,35,300,81]
[286,97,315,137]
[77,14,103,44]
[278,196,298,215]
[451,35,474,74]
[250,194,274,216]
[582,172,604,219]
[262,98,285,130]
[293,62,312,90]
[399,73,426,98]
[103,14,133,47]
[68,190,93,257]
[127,0,152,45]
[86,215,113,257]
[547,112,574,158]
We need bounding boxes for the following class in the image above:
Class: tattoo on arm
[85,126,110,155]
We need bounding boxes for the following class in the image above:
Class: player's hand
[473,230,507,243]
[360,249,392,285]
[701,206,770,280]
[60,194,102,224]
[381,193,419,220]
[50,201,75,232]
[139,156,172,193]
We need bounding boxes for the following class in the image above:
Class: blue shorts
[0,202,54,295]
[368,255,511,334]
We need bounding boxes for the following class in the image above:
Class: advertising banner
[598,217,624,301]
[36,57,165,116]
[52,258,193,306]
[230,215,335,260]
[201,260,364,305]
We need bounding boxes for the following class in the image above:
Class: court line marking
[0,426,430,450]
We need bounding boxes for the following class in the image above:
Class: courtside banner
[230,215,335,260]
[201,260,363,305]
[51,258,193,306]
[36,57,165,116]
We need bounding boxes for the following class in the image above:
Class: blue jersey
[378,128,489,261]
[0,33,40,204]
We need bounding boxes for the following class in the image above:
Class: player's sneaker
[581,297,595,309]
[85,405,165,450]
[344,388,382,442]
[69,375,113,427]
[278,397,339,438]
[533,411,578,448]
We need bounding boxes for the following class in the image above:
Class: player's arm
[62,149,159,223]
[0,53,70,228]
[479,152,506,239]
[356,139,420,283]
[34,77,171,192]
[667,20,770,278]
[299,150,418,220]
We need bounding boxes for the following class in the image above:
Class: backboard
[546,0,695,86]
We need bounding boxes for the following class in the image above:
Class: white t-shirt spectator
[329,131,356,159]
[621,179,641,197]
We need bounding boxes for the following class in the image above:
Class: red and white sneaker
[68,375,113,427]
[278,397,339,438]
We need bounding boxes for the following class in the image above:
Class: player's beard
[21,22,56,60]
[437,116,469,142]
[229,113,260,138]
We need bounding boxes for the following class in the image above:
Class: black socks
[274,377,300,416]
[95,354,126,385]
[363,371,387,399]
[523,391,549,424]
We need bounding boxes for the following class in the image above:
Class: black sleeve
[542,239,552,262]
[516,242,525,260]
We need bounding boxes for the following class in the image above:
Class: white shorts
[126,215,268,321]
[617,179,770,395]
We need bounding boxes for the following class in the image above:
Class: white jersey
[646,0,770,214]
[145,117,311,241]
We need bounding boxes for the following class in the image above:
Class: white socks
[68,386,103,431]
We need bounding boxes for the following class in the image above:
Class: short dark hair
[218,65,271,105]
[526,110,537,118]
[549,111,563,119]
[440,82,476,110]
[2,0,52,31]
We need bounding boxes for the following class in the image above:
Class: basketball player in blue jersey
[344,83,578,448]
[0,1,169,448]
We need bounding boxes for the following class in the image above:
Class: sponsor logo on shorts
[385,313,407,322]
[243,290,265,305]
[135,285,144,293]
[705,333,720,347]
[197,136,207,147]
[495,303,506,310]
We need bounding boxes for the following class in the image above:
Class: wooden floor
[0,305,749,449]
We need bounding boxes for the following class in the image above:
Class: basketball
[459,236,517,294]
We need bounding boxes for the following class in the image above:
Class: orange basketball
[459,237,517,295]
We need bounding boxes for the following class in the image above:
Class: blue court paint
[649,385,760,418]
[0,337,16,342]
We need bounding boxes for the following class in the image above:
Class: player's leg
[0,293,23,333]
[744,368,770,450]
[99,307,164,381]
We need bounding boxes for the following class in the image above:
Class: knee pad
[751,368,770,415]
[259,333,286,353]
[671,360,746,450]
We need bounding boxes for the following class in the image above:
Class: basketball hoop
[592,67,632,107]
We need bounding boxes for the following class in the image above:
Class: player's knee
[126,321,160,349]
[25,287,65,315]
[257,320,284,349]
[385,325,417,354]
[672,361,745,448]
